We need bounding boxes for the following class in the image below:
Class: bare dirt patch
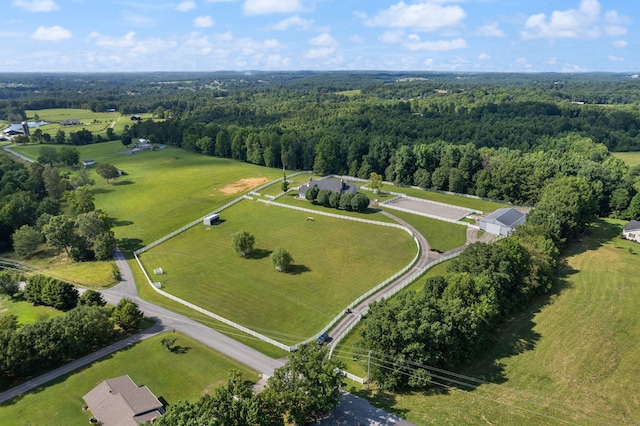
[218,177,271,195]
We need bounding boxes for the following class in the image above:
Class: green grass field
[613,151,640,167]
[12,142,283,246]
[24,108,152,136]
[347,218,640,425]
[0,297,63,325]
[139,199,417,343]
[379,208,468,252]
[0,332,258,425]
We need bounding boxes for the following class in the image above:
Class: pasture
[0,332,257,425]
[352,218,640,425]
[24,108,151,136]
[138,200,417,343]
[11,142,283,246]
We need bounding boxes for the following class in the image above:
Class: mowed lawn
[139,200,417,343]
[0,333,258,426]
[12,142,282,246]
[352,218,640,425]
[0,297,63,325]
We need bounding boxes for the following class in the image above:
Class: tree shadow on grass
[113,180,133,186]
[118,238,144,253]
[350,387,411,421]
[169,345,190,354]
[112,219,134,227]
[92,188,113,195]
[246,248,271,260]
[287,264,311,275]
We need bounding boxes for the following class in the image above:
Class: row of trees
[157,345,345,426]
[304,187,371,213]
[0,295,143,383]
[356,175,598,389]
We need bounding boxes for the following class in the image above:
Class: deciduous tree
[271,247,293,272]
[232,230,255,257]
[12,224,42,257]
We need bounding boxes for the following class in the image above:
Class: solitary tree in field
[281,170,289,193]
[96,163,120,184]
[369,172,383,194]
[232,231,255,257]
[271,247,293,272]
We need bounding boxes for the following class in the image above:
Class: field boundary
[135,196,421,352]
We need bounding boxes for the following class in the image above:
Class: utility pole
[366,350,371,389]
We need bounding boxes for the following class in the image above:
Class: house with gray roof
[83,375,164,425]
[479,207,526,236]
[298,178,357,199]
[623,220,640,244]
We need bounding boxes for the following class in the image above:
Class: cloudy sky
[1,0,637,73]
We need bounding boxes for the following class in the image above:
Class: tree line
[355,175,598,389]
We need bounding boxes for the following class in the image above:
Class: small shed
[479,207,526,236]
[83,160,96,166]
[203,213,220,226]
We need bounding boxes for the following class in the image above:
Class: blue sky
[1,0,637,73]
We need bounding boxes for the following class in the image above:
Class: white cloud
[305,47,335,59]
[478,52,490,60]
[243,0,302,15]
[350,35,364,44]
[175,1,196,12]
[608,55,624,62]
[477,23,504,38]
[562,63,587,72]
[273,15,313,31]
[310,33,338,47]
[379,31,405,44]
[405,37,468,51]
[88,31,137,48]
[12,0,58,12]
[522,0,628,39]
[194,15,214,28]
[611,40,627,48]
[545,57,558,65]
[365,1,466,32]
[32,25,71,41]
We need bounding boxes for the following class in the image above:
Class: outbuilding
[623,220,640,243]
[479,207,526,236]
[203,213,220,225]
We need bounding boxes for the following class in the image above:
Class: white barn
[479,208,526,236]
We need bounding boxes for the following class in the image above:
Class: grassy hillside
[350,218,640,425]
[12,142,282,247]
[0,332,257,425]
[613,151,640,167]
[139,200,417,343]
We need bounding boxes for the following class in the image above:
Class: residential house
[298,178,357,199]
[83,375,164,426]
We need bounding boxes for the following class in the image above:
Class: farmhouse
[623,220,640,243]
[298,178,357,199]
[479,207,526,236]
[83,375,164,426]
[135,139,154,150]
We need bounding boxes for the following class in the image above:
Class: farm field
[24,108,150,136]
[613,151,640,167]
[351,218,640,425]
[0,332,258,426]
[11,142,283,246]
[138,199,417,343]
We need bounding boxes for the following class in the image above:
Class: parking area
[383,197,473,221]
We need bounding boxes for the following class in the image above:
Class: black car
[317,333,329,345]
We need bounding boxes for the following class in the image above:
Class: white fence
[256,198,423,349]
[134,252,292,351]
